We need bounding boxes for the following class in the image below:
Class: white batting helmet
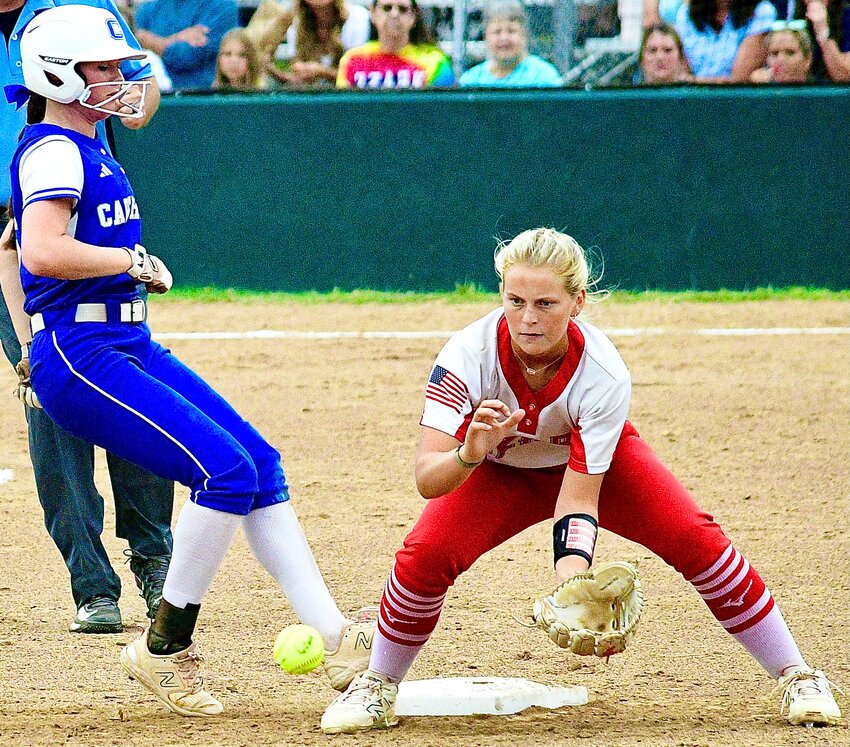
[20,5,147,114]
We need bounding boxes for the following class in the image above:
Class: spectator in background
[134,0,239,90]
[337,0,454,88]
[798,0,850,80]
[637,22,694,82]
[751,21,815,79]
[277,0,371,86]
[113,1,173,93]
[214,28,270,89]
[243,0,294,61]
[459,0,562,87]
[675,0,777,81]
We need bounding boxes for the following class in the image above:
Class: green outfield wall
[114,87,850,292]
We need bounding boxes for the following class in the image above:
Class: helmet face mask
[79,78,151,120]
[21,5,149,119]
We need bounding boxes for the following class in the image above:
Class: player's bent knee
[193,454,260,515]
[395,536,474,590]
[250,485,290,511]
[664,520,731,579]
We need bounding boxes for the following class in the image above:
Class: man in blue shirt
[134,0,239,90]
[0,0,173,634]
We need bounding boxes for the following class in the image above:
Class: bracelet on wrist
[454,445,484,469]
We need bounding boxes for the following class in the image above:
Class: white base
[394,677,589,717]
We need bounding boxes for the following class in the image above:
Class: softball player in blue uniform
[13,5,373,716]
[0,0,172,634]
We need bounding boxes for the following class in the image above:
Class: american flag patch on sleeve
[425,365,468,413]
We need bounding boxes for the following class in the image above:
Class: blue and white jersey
[11,123,140,315]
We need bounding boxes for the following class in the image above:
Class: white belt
[31,300,147,335]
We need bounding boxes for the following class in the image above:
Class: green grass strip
[160,283,497,304]
[159,284,850,305]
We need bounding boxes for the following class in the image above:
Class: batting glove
[125,244,173,294]
[14,342,41,409]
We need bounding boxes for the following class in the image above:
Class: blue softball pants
[30,302,288,515]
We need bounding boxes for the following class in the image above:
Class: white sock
[732,606,807,679]
[243,502,347,649]
[162,500,242,608]
[370,628,423,683]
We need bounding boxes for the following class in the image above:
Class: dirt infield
[0,299,847,747]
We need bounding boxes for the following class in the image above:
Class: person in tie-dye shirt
[337,0,454,88]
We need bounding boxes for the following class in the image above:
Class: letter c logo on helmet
[106,19,124,41]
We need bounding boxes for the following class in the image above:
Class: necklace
[512,348,565,376]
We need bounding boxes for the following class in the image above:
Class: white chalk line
[0,469,15,485]
[152,327,850,341]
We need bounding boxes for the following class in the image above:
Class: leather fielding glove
[14,342,41,409]
[531,560,644,658]
[125,244,172,294]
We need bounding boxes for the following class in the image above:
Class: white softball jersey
[420,308,631,473]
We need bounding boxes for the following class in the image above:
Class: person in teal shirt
[460,0,562,87]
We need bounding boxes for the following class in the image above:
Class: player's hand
[113,83,145,118]
[125,244,173,294]
[14,343,41,409]
[460,399,525,463]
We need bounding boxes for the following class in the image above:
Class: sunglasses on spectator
[377,2,414,14]
[769,19,808,31]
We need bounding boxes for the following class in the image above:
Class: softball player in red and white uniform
[321,228,841,733]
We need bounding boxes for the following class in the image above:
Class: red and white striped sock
[371,567,446,682]
[688,545,806,678]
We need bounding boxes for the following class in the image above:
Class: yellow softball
[273,624,325,674]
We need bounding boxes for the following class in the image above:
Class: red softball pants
[394,422,731,596]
